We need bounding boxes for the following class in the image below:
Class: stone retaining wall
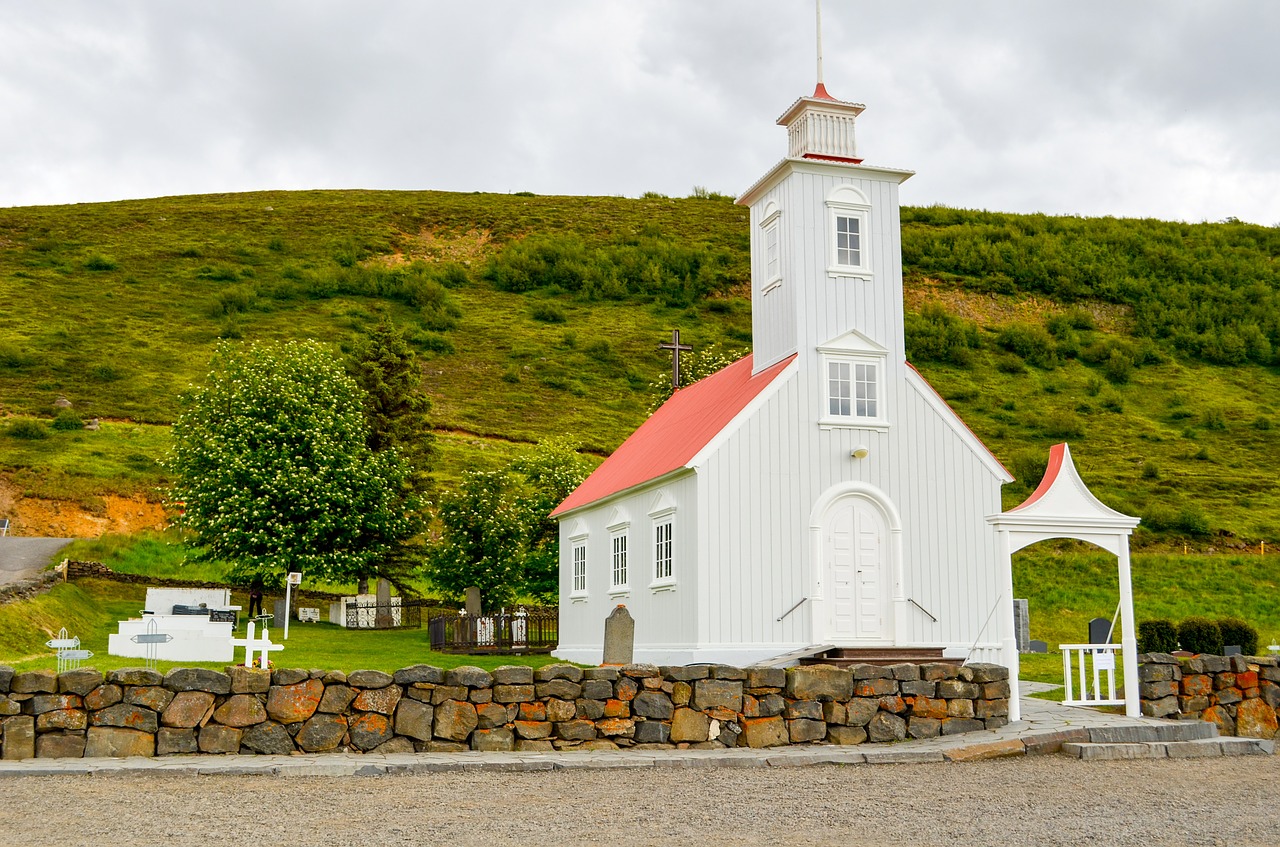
[0,567,63,608]
[1138,652,1280,739]
[0,661,1010,759]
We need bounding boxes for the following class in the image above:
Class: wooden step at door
[798,646,963,667]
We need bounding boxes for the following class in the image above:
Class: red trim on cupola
[551,354,796,517]
[1008,443,1067,512]
[812,82,837,101]
[802,153,864,164]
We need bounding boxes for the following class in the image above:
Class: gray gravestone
[465,587,482,616]
[1224,645,1242,656]
[1013,599,1030,653]
[1028,639,1048,654]
[1088,617,1112,645]
[602,605,635,665]
[375,578,393,628]
[273,598,288,622]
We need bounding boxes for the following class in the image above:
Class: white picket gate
[1059,643,1125,706]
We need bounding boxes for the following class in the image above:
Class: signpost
[284,572,302,639]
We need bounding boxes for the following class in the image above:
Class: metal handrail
[907,597,938,623]
[777,597,807,623]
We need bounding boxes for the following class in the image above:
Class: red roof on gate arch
[551,353,796,517]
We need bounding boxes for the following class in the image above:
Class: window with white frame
[761,202,782,293]
[610,530,628,592]
[826,185,872,277]
[825,357,883,424]
[653,519,673,583]
[570,540,588,596]
[835,214,862,267]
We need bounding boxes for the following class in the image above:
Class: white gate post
[1117,539,1140,718]
[998,528,1021,722]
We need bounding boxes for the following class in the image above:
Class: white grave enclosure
[108,614,233,663]
[329,595,402,628]
[106,587,238,663]
[144,587,235,614]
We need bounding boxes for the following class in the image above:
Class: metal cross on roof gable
[659,329,693,389]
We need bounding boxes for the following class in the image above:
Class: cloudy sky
[2,1,1277,224]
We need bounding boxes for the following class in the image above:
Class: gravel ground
[1,755,1277,847]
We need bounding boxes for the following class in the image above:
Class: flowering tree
[168,340,417,587]
[425,440,594,609]
[424,470,527,611]
[511,438,594,602]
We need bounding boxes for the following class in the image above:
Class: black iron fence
[428,606,558,655]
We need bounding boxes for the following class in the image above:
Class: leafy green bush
[1137,619,1178,654]
[51,410,83,432]
[83,254,118,271]
[996,322,1060,369]
[6,419,48,439]
[0,341,35,369]
[1039,411,1084,438]
[1177,617,1223,655]
[1216,617,1259,655]
[1010,449,1048,490]
[482,232,741,303]
[531,303,566,323]
[905,303,981,366]
[1104,349,1133,384]
[214,285,256,316]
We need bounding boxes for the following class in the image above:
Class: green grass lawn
[0,579,562,674]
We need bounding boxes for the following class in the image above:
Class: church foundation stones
[0,660,1017,759]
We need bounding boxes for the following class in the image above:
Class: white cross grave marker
[230,620,284,669]
[46,627,93,674]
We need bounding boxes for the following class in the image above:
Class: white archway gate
[987,443,1141,720]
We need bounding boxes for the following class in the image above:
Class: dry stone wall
[0,661,1010,759]
[1138,652,1280,739]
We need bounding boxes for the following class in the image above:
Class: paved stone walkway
[0,537,72,587]
[6,682,1267,777]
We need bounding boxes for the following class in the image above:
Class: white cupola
[777,83,866,164]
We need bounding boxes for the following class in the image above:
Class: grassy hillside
[2,190,1279,548]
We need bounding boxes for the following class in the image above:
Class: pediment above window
[647,489,677,518]
[816,328,888,356]
[606,506,630,531]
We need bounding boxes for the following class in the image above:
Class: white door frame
[808,482,905,646]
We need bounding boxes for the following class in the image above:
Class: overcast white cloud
[1,1,1276,224]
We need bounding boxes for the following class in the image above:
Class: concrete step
[1087,722,1218,744]
[1062,737,1274,760]
[800,647,962,667]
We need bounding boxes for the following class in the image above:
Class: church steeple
[775,0,864,163]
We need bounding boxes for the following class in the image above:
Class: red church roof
[551,353,796,517]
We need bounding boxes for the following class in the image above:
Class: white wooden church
[551,77,1017,670]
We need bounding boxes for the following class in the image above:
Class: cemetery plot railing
[429,607,558,654]
[343,599,422,630]
[1059,642,1124,706]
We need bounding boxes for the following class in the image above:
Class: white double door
[824,496,888,642]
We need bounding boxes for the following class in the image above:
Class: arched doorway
[810,483,904,647]
[823,495,889,642]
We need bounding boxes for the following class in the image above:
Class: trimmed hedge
[1137,619,1178,654]
[1177,617,1223,656]
[1217,617,1259,656]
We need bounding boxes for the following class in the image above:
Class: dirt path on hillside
[1,755,1276,846]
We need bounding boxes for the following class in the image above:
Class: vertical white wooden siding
[554,473,699,663]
